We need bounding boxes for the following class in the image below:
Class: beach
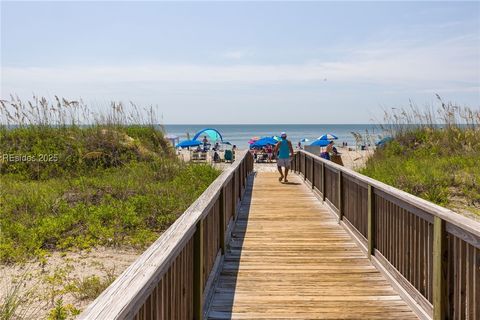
[164,124,380,150]
[209,146,374,172]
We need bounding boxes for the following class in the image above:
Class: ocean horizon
[163,124,384,148]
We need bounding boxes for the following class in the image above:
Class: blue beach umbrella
[310,139,331,147]
[318,133,338,141]
[176,140,202,148]
[250,137,278,148]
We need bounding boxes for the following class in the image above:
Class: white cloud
[2,35,478,97]
[221,50,252,60]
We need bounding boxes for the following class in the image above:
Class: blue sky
[1,1,479,124]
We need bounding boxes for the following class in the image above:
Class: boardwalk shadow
[207,172,255,319]
[281,181,301,185]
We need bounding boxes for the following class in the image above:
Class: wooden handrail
[293,150,480,320]
[79,151,253,320]
[295,150,480,239]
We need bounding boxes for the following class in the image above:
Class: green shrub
[0,101,220,263]
[362,99,480,215]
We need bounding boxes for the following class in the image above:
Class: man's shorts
[277,158,291,168]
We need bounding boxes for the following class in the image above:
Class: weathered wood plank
[296,150,480,240]
[368,184,374,258]
[207,172,418,319]
[433,216,447,320]
[78,151,253,320]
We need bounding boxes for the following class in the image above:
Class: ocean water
[163,124,384,148]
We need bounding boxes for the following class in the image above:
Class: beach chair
[331,154,344,166]
[199,152,207,162]
[258,152,268,163]
[192,152,200,161]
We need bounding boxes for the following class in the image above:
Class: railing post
[219,186,226,255]
[232,172,236,220]
[311,159,315,189]
[295,153,298,173]
[337,171,343,221]
[296,153,298,173]
[304,153,307,181]
[433,216,447,320]
[321,162,326,201]
[367,185,374,258]
[193,219,204,320]
[240,162,244,195]
[238,168,241,204]
[292,153,296,172]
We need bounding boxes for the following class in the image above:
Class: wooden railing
[79,151,254,320]
[293,150,480,320]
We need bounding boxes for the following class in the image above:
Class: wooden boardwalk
[207,172,418,319]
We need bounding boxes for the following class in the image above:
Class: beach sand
[0,247,142,318]
[335,147,374,170]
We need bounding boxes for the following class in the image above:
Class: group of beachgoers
[248,132,294,183]
[251,144,274,162]
[184,132,340,182]
[252,132,342,183]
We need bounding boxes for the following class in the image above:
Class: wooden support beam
[219,186,226,255]
[232,173,236,220]
[321,162,326,201]
[193,219,204,320]
[338,171,343,221]
[367,184,374,258]
[433,216,447,320]
[311,159,315,189]
[304,154,307,181]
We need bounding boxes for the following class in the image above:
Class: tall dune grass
[362,96,480,216]
[0,95,220,263]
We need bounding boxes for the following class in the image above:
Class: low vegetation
[361,97,480,217]
[0,95,219,319]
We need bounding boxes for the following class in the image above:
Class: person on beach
[266,144,273,162]
[326,140,334,155]
[321,141,334,160]
[274,132,294,183]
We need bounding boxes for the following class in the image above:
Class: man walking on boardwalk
[274,132,294,183]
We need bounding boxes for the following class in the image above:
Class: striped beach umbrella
[310,139,331,147]
[317,133,338,141]
[248,136,260,144]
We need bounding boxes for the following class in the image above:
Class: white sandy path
[0,247,142,319]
